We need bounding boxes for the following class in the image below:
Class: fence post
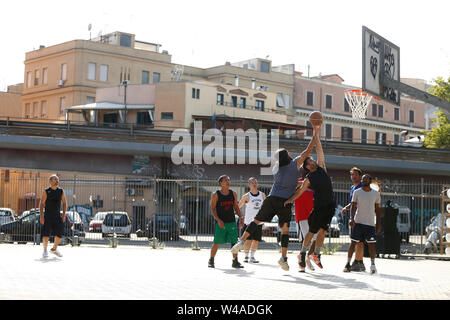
[33,174,38,245]
[193,179,200,250]
[420,177,424,251]
[72,174,77,245]
[152,176,157,249]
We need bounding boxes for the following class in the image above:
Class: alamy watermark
[171,121,279,175]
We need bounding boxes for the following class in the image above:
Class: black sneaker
[208,258,215,268]
[232,259,244,268]
[360,262,366,272]
[299,252,306,272]
[350,261,363,272]
[343,262,352,272]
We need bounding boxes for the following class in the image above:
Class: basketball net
[344,89,375,119]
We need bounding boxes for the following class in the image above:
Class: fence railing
[0,173,448,254]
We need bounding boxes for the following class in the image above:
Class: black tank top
[216,189,236,223]
[306,167,334,208]
[44,187,63,217]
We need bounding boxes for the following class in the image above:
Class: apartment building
[21,32,294,122]
[0,84,23,118]
[293,74,426,145]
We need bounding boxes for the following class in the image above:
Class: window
[306,91,314,106]
[25,103,30,118]
[27,72,32,88]
[361,129,367,144]
[120,35,132,47]
[161,112,173,120]
[255,100,264,111]
[41,101,47,117]
[378,104,384,118]
[231,96,237,107]
[34,70,40,86]
[376,132,387,145]
[192,88,200,99]
[372,103,377,117]
[42,68,48,85]
[61,63,67,81]
[276,93,285,108]
[59,97,66,115]
[217,94,224,106]
[394,134,400,146]
[153,72,160,84]
[325,124,332,139]
[100,65,108,82]
[32,102,38,118]
[341,127,353,142]
[344,98,350,112]
[409,110,414,123]
[88,63,96,80]
[325,94,332,109]
[284,94,290,109]
[394,107,400,121]
[239,97,246,109]
[260,61,270,73]
[86,96,95,104]
[142,71,150,84]
[306,121,313,137]
[137,111,153,125]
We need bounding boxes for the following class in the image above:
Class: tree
[422,77,450,149]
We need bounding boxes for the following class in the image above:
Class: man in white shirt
[349,174,381,274]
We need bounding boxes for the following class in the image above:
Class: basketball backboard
[362,26,401,106]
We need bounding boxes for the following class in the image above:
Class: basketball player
[284,127,335,270]
[349,174,381,274]
[209,175,245,269]
[341,167,363,272]
[238,177,266,263]
[231,126,319,271]
[39,175,67,258]
[294,177,317,272]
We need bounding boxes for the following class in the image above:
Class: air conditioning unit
[126,188,136,196]
[57,80,65,86]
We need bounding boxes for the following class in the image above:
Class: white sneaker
[42,251,48,258]
[278,257,289,271]
[231,241,243,254]
[306,255,315,271]
[370,264,377,274]
[50,248,63,257]
[249,257,259,263]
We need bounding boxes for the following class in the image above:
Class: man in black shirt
[284,127,335,271]
[209,175,245,269]
[39,175,67,258]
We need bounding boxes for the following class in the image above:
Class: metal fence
[0,172,448,254]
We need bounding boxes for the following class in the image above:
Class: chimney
[235,75,239,87]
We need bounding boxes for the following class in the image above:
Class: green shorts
[214,222,239,245]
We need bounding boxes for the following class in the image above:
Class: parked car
[326,216,341,238]
[19,208,39,219]
[101,212,132,238]
[89,212,108,233]
[63,211,86,237]
[0,211,85,244]
[146,215,180,241]
[0,208,16,225]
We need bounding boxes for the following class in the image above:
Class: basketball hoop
[344,89,380,119]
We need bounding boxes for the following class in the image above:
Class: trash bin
[376,206,400,258]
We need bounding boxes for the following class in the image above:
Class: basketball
[309,111,323,126]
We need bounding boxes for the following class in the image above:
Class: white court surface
[0,244,449,300]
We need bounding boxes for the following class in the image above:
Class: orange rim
[344,89,381,101]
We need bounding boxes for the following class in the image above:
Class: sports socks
[301,244,310,253]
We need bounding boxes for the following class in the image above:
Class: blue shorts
[350,223,376,243]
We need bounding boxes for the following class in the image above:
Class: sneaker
[298,252,306,272]
[370,265,377,274]
[232,259,244,268]
[306,255,315,271]
[361,263,366,272]
[42,251,48,258]
[278,257,289,271]
[231,241,243,254]
[249,257,259,264]
[350,261,363,272]
[243,256,249,263]
[208,258,215,268]
[310,254,323,269]
[50,248,62,257]
[343,262,352,272]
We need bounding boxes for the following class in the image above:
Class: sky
[0,0,449,91]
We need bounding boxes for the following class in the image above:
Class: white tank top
[244,191,264,225]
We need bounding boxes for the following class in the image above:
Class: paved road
[0,243,449,300]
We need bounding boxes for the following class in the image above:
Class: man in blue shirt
[341,167,363,272]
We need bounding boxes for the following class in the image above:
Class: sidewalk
[0,243,449,300]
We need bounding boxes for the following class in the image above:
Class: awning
[66,102,155,113]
